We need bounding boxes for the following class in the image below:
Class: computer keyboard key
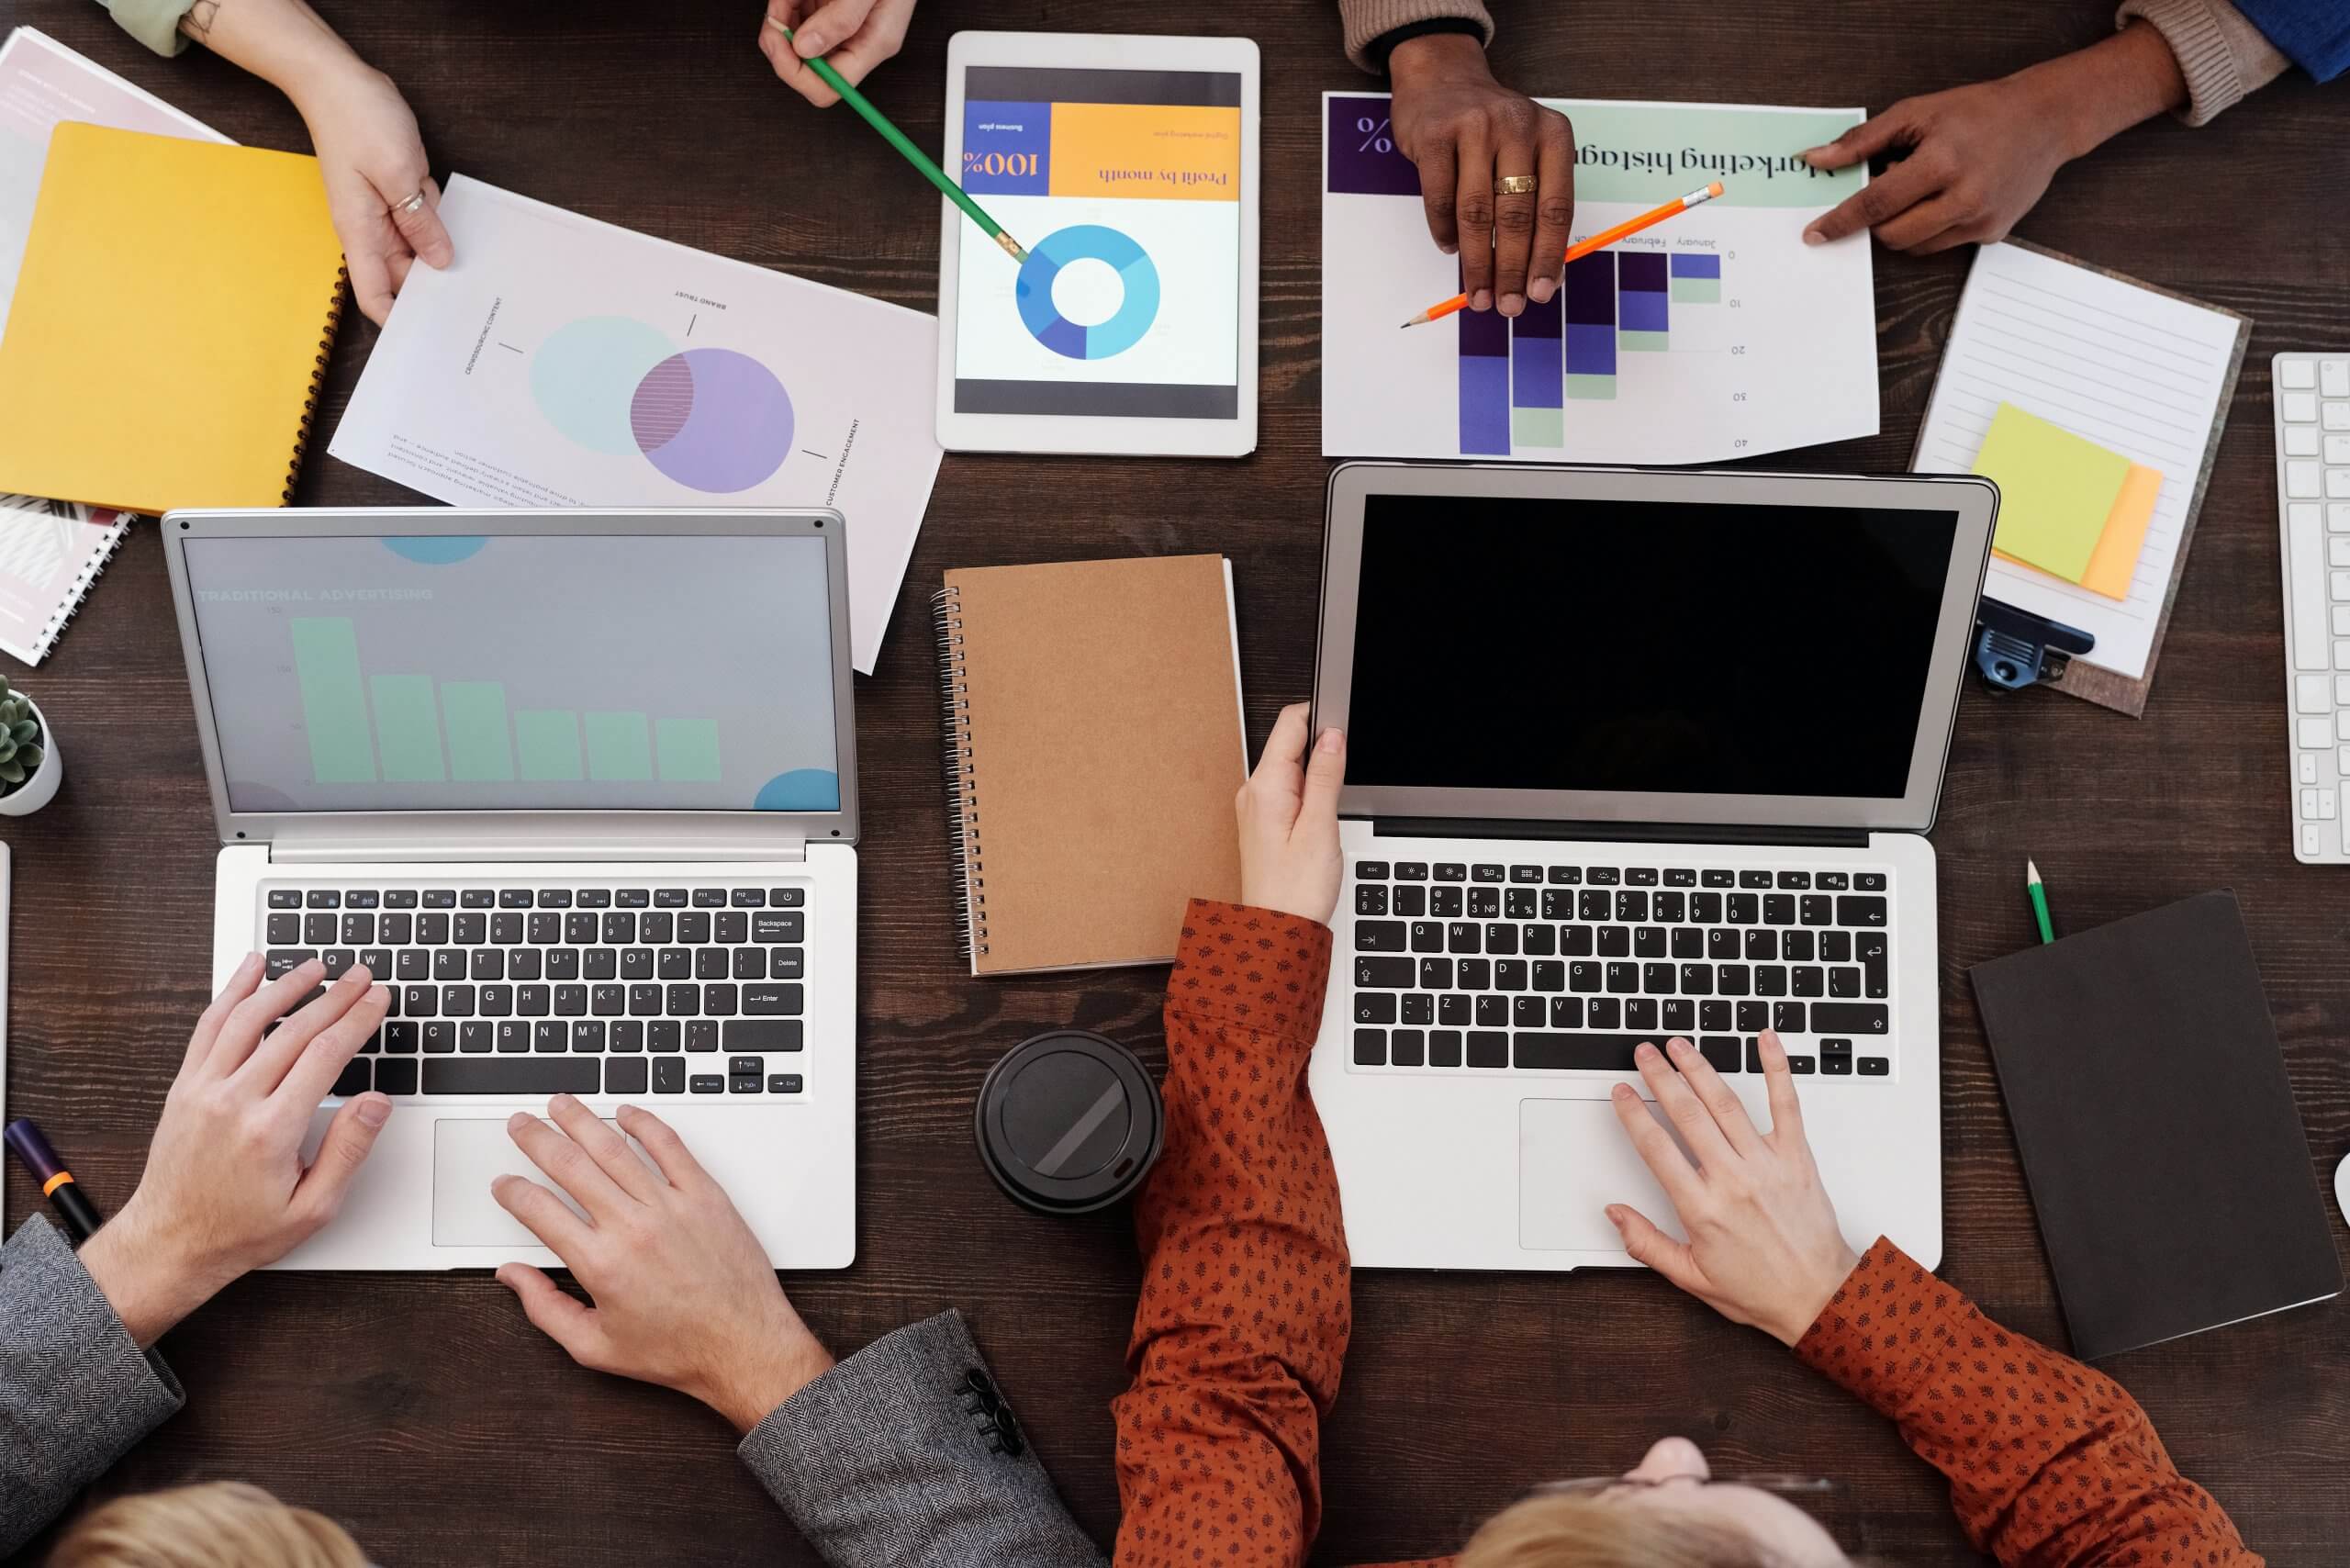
[607,1058,650,1094]
[1512,1033,1639,1071]
[1828,968,1861,998]
[423,1021,457,1054]
[1509,864,1542,883]
[1393,886,1427,918]
[1427,1030,1464,1067]
[1355,860,1391,880]
[1355,884,1388,916]
[266,949,317,980]
[1356,920,1406,952]
[1754,965,1787,997]
[1466,1032,1509,1068]
[1785,1055,1816,1074]
[577,890,612,910]
[1695,1037,1740,1073]
[304,913,336,946]
[573,1022,607,1053]
[479,982,516,1017]
[454,913,487,944]
[1762,894,1794,925]
[1772,1002,1806,1034]
[1355,1027,1388,1066]
[724,1019,801,1052]
[715,912,749,944]
[266,913,300,944]
[629,983,663,1016]
[383,1021,419,1055]
[490,913,523,945]
[553,985,587,1017]
[649,1021,682,1053]
[1472,864,1505,883]
[691,1075,724,1094]
[1728,894,1759,924]
[403,984,436,1014]
[1546,866,1582,885]
[425,1059,602,1095]
[703,983,739,1016]
[610,1021,645,1053]
[690,948,730,980]
[1625,999,1658,1031]
[1438,994,1472,1026]
[1820,1056,1853,1076]
[307,890,342,909]
[1391,1029,1427,1067]
[693,889,729,908]
[1596,926,1630,958]
[1586,998,1621,1029]
[1736,1001,1768,1032]
[1631,927,1665,959]
[1809,1002,1889,1035]
[528,1021,566,1053]
[1586,868,1619,885]
[269,890,304,910]
[1662,999,1695,1034]
[1549,997,1583,1029]
[1716,964,1750,996]
[1699,1001,1731,1032]
[1852,873,1886,891]
[1792,967,1825,999]
[1356,957,1415,988]
[1474,996,1508,1027]
[1835,895,1888,927]
[471,949,506,981]
[1467,888,1499,919]
[1393,863,1428,881]
[495,1022,530,1054]
[1858,1057,1889,1076]
[655,1058,687,1092]
[1357,992,1398,1025]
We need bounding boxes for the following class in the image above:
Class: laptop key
[1401,993,1433,1025]
[687,1021,720,1052]
[1428,1030,1464,1067]
[1391,1030,1426,1066]
[1837,895,1888,926]
[607,1058,650,1094]
[1809,1002,1889,1035]
[725,1020,803,1052]
[462,890,495,910]
[462,1022,494,1053]
[1466,1032,1508,1068]
[422,890,457,908]
[574,1022,607,1053]
[269,890,304,909]
[611,1021,645,1053]
[383,1021,419,1055]
[375,1060,417,1095]
[534,1021,567,1054]
[649,1021,682,1053]
[307,890,341,909]
[266,949,317,980]
[1631,928,1665,958]
[1858,1057,1889,1076]
[693,888,728,907]
[305,913,336,945]
[266,913,300,944]
[1545,865,1581,884]
[1357,957,1414,988]
[425,1059,601,1094]
[576,890,612,909]
[1695,1037,1740,1073]
[433,950,467,980]
[495,1022,530,1054]
[1357,993,1398,1025]
[1586,998,1621,1029]
[422,1021,457,1053]
[1512,1034,1639,1071]
[691,1075,724,1093]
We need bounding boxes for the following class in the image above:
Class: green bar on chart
[369,674,445,782]
[1566,375,1617,400]
[1617,330,1669,352]
[515,709,584,781]
[1670,276,1720,304]
[584,711,653,781]
[441,681,515,782]
[1510,408,1564,448]
[655,718,722,783]
[289,617,375,783]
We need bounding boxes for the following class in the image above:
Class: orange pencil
[1400,181,1726,328]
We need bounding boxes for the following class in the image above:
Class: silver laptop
[1306,463,1995,1273]
[162,509,858,1271]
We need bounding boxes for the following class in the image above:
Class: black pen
[5,1118,104,1242]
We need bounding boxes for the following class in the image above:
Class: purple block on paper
[1459,354,1509,454]
[1619,288,1670,332]
[1513,286,1561,339]
[1565,322,1617,376]
[1563,252,1616,325]
[1670,253,1721,278]
[1327,95,1420,196]
[1618,252,1668,292]
[1458,296,1509,357]
[1512,333,1563,409]
[962,101,1050,194]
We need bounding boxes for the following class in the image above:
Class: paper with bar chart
[329,176,942,675]
[1323,96,1878,464]
[181,532,841,814]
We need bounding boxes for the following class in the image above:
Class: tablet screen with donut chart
[949,64,1243,422]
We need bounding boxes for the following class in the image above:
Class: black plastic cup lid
[975,1029,1164,1215]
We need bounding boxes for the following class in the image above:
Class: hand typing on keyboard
[492,1097,836,1433]
[1603,1031,1861,1346]
[77,954,393,1348]
[1237,703,1346,925]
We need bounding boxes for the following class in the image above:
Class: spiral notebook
[938,554,1246,976]
[0,125,345,514]
[0,495,128,666]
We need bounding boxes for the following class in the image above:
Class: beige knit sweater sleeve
[2117,0,2291,124]
[1336,0,1496,72]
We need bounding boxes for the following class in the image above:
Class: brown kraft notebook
[936,554,1246,975]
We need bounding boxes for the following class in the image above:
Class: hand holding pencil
[1402,182,1726,328]
[757,0,916,108]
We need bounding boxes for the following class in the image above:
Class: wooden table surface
[5,0,2346,1562]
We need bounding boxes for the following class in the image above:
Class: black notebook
[1969,890,2342,1361]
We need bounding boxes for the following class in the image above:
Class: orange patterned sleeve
[1797,1239,2261,1567]
[1112,899,1349,1568]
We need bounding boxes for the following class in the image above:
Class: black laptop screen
[1344,494,1959,801]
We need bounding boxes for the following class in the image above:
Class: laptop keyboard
[260,883,809,1101]
[1346,860,1894,1079]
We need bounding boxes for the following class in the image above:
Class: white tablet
[936,32,1259,457]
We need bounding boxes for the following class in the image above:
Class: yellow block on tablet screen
[1973,402,2132,583]
[1047,103,1239,200]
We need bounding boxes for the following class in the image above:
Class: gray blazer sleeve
[0,1216,185,1556]
[737,1309,1106,1568]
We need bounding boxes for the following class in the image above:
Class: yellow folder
[0,124,346,513]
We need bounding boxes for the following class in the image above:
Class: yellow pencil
[1401,182,1725,329]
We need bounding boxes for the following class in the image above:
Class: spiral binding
[285,265,350,503]
[935,586,986,959]
[28,505,130,664]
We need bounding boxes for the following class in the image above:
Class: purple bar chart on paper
[1671,252,1722,303]
[1564,252,1617,400]
[1618,252,1670,351]
[1457,273,1510,454]
[1509,286,1563,448]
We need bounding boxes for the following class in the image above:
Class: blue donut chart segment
[1014,225,1161,361]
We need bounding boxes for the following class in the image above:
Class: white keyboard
[2276,351,2350,862]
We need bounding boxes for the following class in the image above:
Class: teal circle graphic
[1014,226,1159,361]
[530,316,677,454]
[381,536,487,565]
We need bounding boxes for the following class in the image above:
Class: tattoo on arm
[180,0,219,43]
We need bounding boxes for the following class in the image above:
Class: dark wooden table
[6,0,2346,1561]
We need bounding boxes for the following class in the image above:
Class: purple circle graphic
[626,348,793,493]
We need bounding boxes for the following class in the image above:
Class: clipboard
[1913,239,2251,718]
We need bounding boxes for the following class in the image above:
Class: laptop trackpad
[1518,1098,1692,1253]
[431,1117,639,1249]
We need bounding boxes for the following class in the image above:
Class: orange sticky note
[2080,464,2162,600]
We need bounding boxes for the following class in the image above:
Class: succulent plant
[0,676,45,793]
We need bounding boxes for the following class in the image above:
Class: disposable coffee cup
[975,1029,1164,1214]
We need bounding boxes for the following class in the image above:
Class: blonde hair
[48,1483,366,1568]
[1458,1492,1782,1568]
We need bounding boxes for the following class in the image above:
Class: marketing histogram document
[1322,96,1877,465]
[331,176,943,673]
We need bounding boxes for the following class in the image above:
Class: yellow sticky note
[1972,403,2132,584]
[2081,464,2162,599]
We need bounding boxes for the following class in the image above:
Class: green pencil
[2026,858,2055,945]
[767,20,1028,263]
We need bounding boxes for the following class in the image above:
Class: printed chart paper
[331,176,944,674]
[1323,96,1878,464]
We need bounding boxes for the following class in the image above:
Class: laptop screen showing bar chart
[183,532,841,814]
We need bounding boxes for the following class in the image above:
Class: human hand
[1236,702,1345,925]
[1799,27,2186,255]
[1388,31,1573,318]
[759,0,916,107]
[1603,1032,1860,1346]
[493,1098,835,1434]
[289,62,453,325]
[79,955,393,1347]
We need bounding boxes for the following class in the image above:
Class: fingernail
[1315,727,1344,753]
[795,28,823,54]
[1604,1204,1623,1223]
[356,1093,391,1128]
[1471,289,1493,311]
[494,1264,517,1288]
[1667,1036,1690,1055]
[1799,145,1827,162]
[1528,276,1556,304]
[1803,228,1826,246]
[508,1112,532,1132]
[1635,1042,1659,1063]
[1609,1081,1635,1100]
[551,1093,577,1113]
[1439,242,1459,255]
[1499,293,1525,318]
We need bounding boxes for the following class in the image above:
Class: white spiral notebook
[0,495,127,666]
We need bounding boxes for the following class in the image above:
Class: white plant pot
[0,697,60,816]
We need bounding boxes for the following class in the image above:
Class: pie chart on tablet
[1014,225,1160,361]
[531,318,795,493]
